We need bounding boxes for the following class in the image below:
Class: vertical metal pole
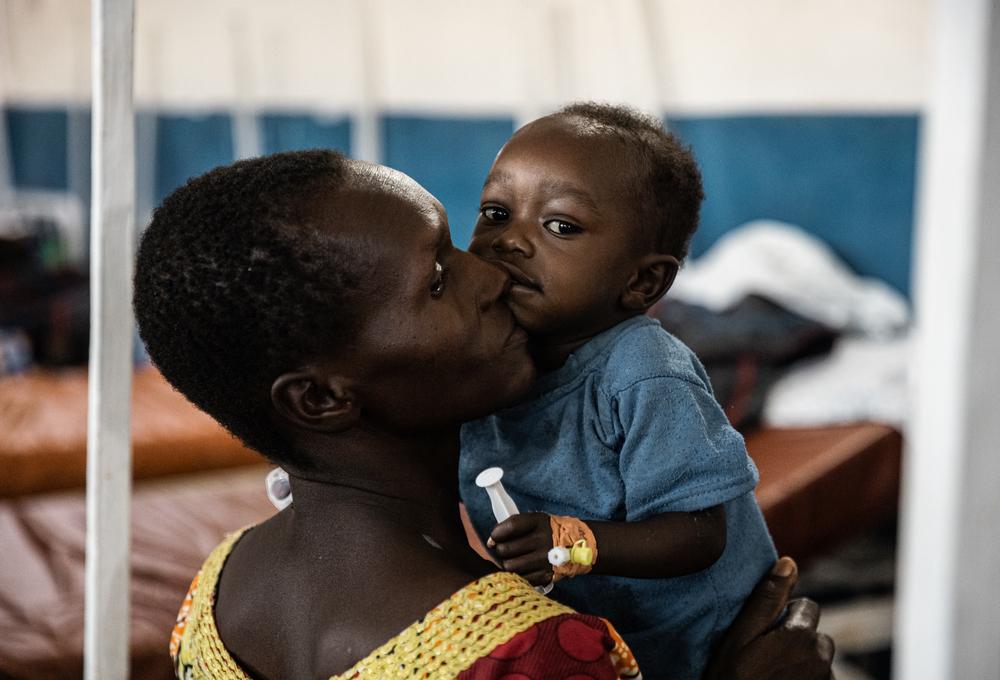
[514,1,555,130]
[85,0,135,677]
[351,0,381,163]
[637,0,668,125]
[0,92,11,201]
[0,6,13,201]
[230,9,262,161]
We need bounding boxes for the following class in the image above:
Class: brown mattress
[0,367,260,498]
[0,424,902,679]
[749,422,902,559]
[0,466,275,680]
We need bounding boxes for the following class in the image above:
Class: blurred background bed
[0,1,928,678]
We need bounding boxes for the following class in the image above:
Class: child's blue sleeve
[610,376,759,519]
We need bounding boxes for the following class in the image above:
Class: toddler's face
[469,116,648,344]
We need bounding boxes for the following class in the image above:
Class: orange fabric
[604,621,642,679]
[549,515,598,581]
[0,366,260,497]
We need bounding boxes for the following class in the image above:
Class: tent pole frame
[84,0,135,678]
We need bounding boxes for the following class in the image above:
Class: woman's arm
[488,507,726,585]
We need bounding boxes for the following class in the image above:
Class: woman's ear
[271,370,360,433]
[620,254,680,311]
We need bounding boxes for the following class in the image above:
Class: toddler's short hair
[134,149,366,469]
[558,102,704,260]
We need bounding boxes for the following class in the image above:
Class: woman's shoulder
[338,572,639,679]
[338,571,570,676]
[170,552,639,680]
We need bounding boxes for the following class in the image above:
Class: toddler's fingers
[490,513,545,543]
[501,551,552,576]
[493,533,551,559]
[522,569,555,587]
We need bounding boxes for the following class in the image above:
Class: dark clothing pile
[650,295,837,431]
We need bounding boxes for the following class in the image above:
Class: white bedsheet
[672,220,909,339]
[762,333,911,428]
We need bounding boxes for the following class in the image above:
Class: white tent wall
[1,0,933,261]
[2,0,928,114]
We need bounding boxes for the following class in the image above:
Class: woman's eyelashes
[430,261,446,297]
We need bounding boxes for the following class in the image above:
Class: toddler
[458,103,776,680]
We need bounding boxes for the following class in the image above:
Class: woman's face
[319,166,535,432]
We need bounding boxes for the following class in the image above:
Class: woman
[135,150,833,679]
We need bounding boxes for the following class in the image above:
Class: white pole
[0,7,13,200]
[85,0,135,677]
[895,0,1000,677]
[351,0,381,163]
[229,8,262,161]
[0,92,11,201]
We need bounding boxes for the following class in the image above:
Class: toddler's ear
[620,254,679,311]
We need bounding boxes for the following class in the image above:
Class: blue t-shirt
[460,315,777,680]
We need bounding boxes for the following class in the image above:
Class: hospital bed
[0,365,901,679]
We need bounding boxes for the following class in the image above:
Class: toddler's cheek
[508,303,551,336]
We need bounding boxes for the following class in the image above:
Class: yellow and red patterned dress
[170,530,642,680]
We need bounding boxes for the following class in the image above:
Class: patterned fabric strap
[337,571,576,678]
[171,528,636,679]
[171,529,253,680]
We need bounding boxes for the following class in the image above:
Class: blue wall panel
[668,115,919,297]
[4,107,918,297]
[5,106,69,190]
[153,113,234,204]
[260,113,352,155]
[382,115,515,248]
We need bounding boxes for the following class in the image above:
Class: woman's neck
[284,426,473,557]
[215,426,493,680]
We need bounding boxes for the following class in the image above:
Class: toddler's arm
[489,505,726,585]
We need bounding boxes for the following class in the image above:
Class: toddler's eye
[481,206,509,222]
[430,261,446,297]
[543,219,582,236]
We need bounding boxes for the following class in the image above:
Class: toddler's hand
[488,512,554,586]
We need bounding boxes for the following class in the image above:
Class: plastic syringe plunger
[475,467,553,595]
[475,467,520,522]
